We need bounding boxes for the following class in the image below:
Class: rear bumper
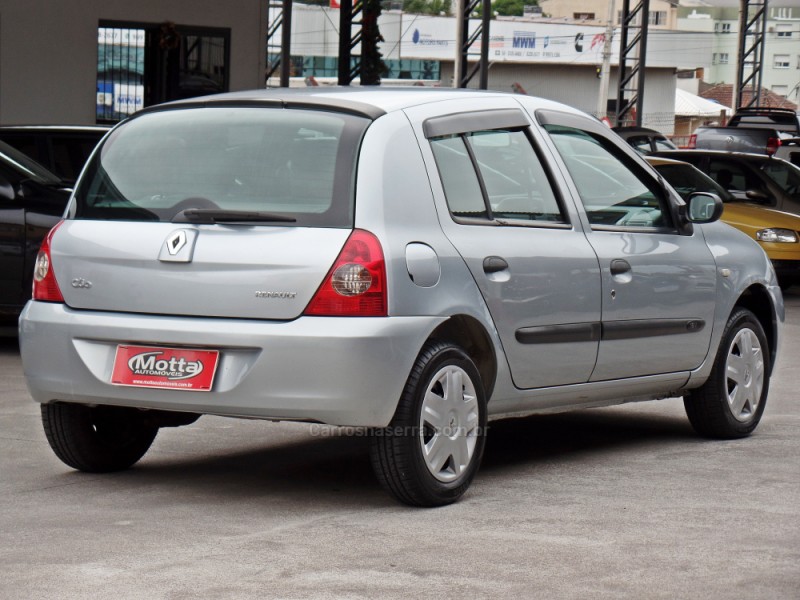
[19,302,445,427]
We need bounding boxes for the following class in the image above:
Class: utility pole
[453,0,464,88]
[596,0,616,120]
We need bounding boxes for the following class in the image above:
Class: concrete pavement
[2,292,798,599]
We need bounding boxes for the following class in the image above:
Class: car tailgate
[51,220,349,320]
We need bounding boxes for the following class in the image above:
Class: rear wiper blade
[172,209,296,224]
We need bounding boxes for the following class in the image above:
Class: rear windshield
[71,107,370,227]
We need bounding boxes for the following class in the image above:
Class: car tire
[41,402,158,472]
[683,308,770,439]
[370,341,487,507]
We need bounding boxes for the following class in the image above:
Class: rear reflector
[304,229,387,317]
[32,221,65,303]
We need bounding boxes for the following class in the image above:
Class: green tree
[493,0,537,17]
[403,0,452,16]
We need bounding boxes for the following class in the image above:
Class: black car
[0,125,109,184]
[613,126,678,154]
[0,140,71,332]
[652,149,800,216]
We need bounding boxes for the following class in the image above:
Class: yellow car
[648,156,800,289]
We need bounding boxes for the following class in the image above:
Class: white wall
[0,0,268,124]
[440,62,678,133]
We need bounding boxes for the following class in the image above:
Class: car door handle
[610,259,631,276]
[483,256,509,274]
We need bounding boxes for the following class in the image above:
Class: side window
[430,129,566,224]
[653,138,676,151]
[761,160,800,198]
[708,160,755,192]
[627,136,652,154]
[429,136,488,218]
[544,124,671,229]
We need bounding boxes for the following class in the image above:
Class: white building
[538,0,681,29]
[678,1,800,105]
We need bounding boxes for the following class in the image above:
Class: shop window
[97,21,230,124]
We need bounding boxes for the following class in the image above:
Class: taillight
[304,229,387,317]
[32,221,65,303]
[766,136,781,156]
[687,134,697,149]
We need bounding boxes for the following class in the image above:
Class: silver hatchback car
[20,88,783,506]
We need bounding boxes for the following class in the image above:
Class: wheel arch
[733,284,778,375]
[427,314,498,401]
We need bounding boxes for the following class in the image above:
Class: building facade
[678,2,800,105]
[538,0,681,29]
[0,0,268,125]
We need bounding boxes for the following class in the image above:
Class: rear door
[408,102,601,389]
[536,110,717,381]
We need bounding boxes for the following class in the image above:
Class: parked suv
[19,89,783,506]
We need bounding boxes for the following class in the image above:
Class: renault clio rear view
[20,88,783,506]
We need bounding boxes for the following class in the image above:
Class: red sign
[111,346,219,392]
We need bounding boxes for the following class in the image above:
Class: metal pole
[479,0,490,89]
[755,0,767,105]
[616,0,630,124]
[635,0,649,127]
[596,0,616,119]
[280,0,292,87]
[338,0,353,85]
[453,0,465,87]
[734,0,746,108]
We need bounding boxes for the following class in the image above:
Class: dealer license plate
[111,345,219,392]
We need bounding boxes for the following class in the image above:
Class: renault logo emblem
[166,231,187,255]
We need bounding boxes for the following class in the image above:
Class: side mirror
[745,189,770,203]
[687,192,723,224]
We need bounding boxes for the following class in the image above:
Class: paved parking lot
[2,291,799,599]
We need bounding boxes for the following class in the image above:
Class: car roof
[136,87,585,121]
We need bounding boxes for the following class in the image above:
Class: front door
[538,114,717,381]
